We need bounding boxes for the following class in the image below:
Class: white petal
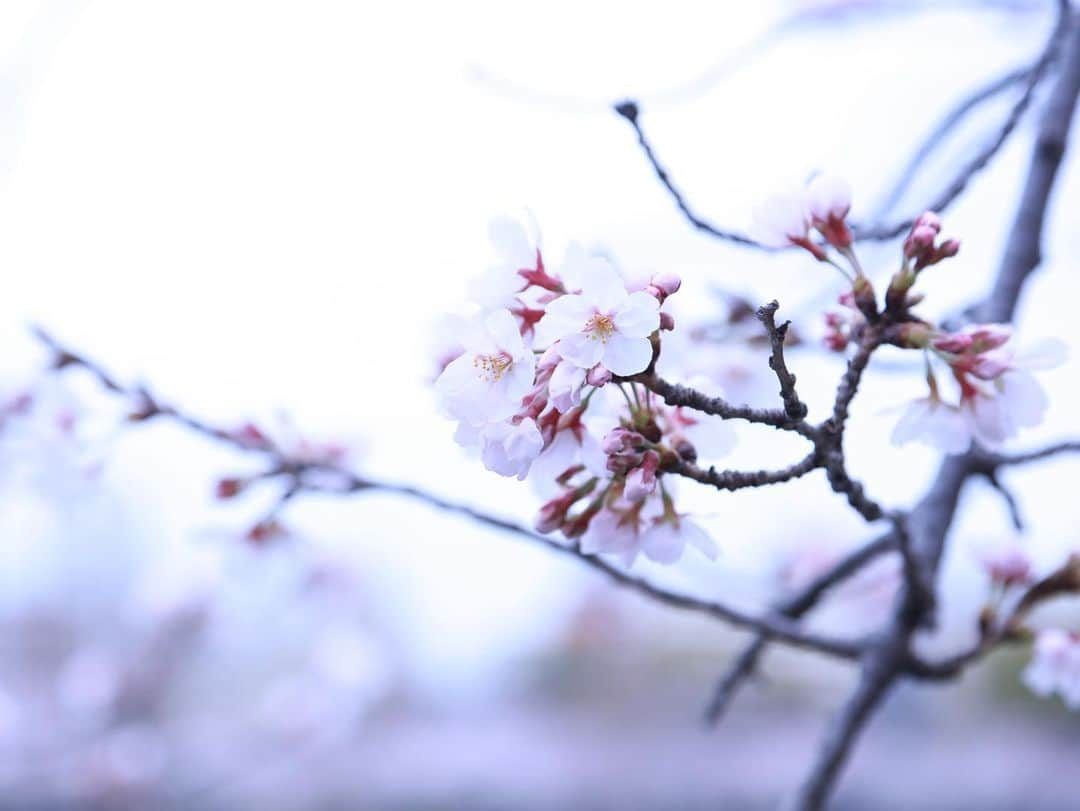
[578,257,628,313]
[558,331,606,370]
[681,520,719,561]
[485,309,526,355]
[533,295,591,347]
[642,524,685,565]
[488,216,534,268]
[613,291,661,337]
[1016,337,1068,371]
[1000,370,1049,429]
[601,334,653,377]
[804,174,852,221]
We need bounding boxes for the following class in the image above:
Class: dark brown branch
[672,452,818,492]
[638,372,810,433]
[617,9,1066,250]
[793,7,1080,805]
[819,331,888,524]
[757,300,809,421]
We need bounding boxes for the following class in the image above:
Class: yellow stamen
[586,312,616,342]
[474,351,512,382]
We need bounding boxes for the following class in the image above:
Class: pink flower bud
[932,332,974,354]
[937,238,960,258]
[535,488,582,533]
[623,451,660,501]
[216,477,244,499]
[601,427,640,454]
[966,324,1012,352]
[603,427,647,474]
[903,225,937,259]
[983,547,1032,586]
[913,211,941,234]
[658,311,675,331]
[650,272,682,297]
[587,365,612,387]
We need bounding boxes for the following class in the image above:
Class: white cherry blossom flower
[548,359,586,413]
[580,493,717,567]
[891,395,972,454]
[580,506,644,567]
[751,189,810,249]
[436,309,536,426]
[534,253,659,376]
[468,216,539,310]
[963,338,1066,446]
[478,419,543,480]
[804,174,851,226]
[640,516,718,565]
[1023,629,1080,710]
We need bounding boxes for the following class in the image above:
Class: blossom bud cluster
[434,217,723,566]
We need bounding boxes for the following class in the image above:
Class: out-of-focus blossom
[804,173,852,248]
[1023,629,1080,709]
[894,331,1066,453]
[977,540,1032,587]
[468,215,542,310]
[891,395,971,454]
[752,189,814,251]
[477,419,544,480]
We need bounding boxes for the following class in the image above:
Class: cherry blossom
[751,189,815,251]
[890,395,972,454]
[804,174,853,249]
[435,309,536,426]
[580,492,717,567]
[468,216,542,310]
[478,419,544,480]
[535,253,659,377]
[1023,629,1080,710]
[893,330,1066,453]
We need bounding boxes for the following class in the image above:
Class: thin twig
[757,300,809,421]
[672,452,819,492]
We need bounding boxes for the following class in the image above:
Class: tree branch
[638,371,810,433]
[790,8,1080,805]
[672,452,818,492]
[757,300,809,421]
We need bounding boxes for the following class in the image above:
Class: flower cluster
[891,326,1065,453]
[434,217,727,566]
[756,175,1064,454]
